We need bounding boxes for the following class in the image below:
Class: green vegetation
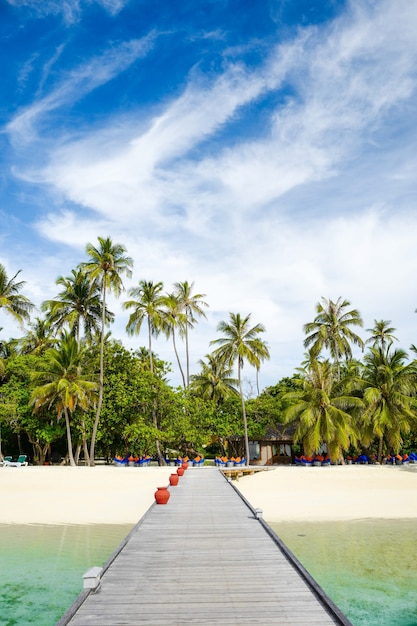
[1,241,417,465]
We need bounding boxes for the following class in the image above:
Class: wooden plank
[60,469,351,626]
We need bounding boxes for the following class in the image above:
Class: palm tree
[190,353,239,405]
[42,268,112,345]
[173,281,208,387]
[284,357,362,461]
[19,316,57,355]
[252,337,271,396]
[210,312,270,465]
[0,263,34,326]
[360,346,417,461]
[365,319,398,351]
[304,297,364,377]
[123,280,166,462]
[160,292,187,388]
[81,237,133,465]
[123,280,164,374]
[30,333,97,466]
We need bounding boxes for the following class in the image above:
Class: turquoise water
[270,519,417,626]
[0,523,133,626]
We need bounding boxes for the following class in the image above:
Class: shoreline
[1,464,416,525]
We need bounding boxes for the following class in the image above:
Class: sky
[1,0,417,393]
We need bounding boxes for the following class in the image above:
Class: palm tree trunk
[185,323,190,387]
[378,435,384,464]
[89,283,106,465]
[64,407,76,467]
[148,317,153,373]
[172,329,186,388]
[238,361,250,467]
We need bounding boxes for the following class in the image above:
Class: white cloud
[4,0,417,390]
[6,0,129,24]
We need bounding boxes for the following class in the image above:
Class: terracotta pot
[177,467,184,477]
[169,473,179,486]
[154,486,170,505]
[182,462,188,470]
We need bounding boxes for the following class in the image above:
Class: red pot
[182,462,188,470]
[177,467,184,477]
[169,473,179,486]
[154,486,170,505]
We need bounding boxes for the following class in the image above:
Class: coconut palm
[19,317,57,355]
[42,268,111,345]
[81,237,133,465]
[284,357,362,461]
[304,297,364,377]
[173,281,208,387]
[0,263,34,326]
[160,292,187,388]
[190,353,239,405]
[360,346,417,461]
[365,319,398,351]
[123,280,164,374]
[210,312,270,465]
[30,333,97,467]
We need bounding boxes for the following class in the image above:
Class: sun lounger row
[215,456,246,467]
[113,455,205,467]
[0,454,28,467]
[294,455,331,466]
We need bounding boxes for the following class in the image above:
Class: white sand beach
[0,465,173,525]
[236,464,417,522]
[1,464,417,525]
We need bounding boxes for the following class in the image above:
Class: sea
[270,519,417,626]
[1,519,416,626]
[0,523,133,626]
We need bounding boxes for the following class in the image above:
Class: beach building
[228,425,295,465]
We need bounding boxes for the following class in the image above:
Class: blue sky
[2,0,417,392]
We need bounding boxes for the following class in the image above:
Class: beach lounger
[0,456,13,466]
[113,456,129,466]
[4,454,28,467]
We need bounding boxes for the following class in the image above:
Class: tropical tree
[173,281,208,386]
[123,280,164,374]
[210,312,270,465]
[123,280,167,462]
[0,263,34,326]
[19,317,57,355]
[42,268,111,345]
[190,353,239,405]
[284,357,362,461]
[81,236,133,464]
[160,292,187,388]
[360,346,417,461]
[304,297,364,377]
[30,334,97,466]
[365,319,398,351]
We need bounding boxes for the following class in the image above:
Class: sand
[1,464,417,525]
[236,464,417,522]
[0,465,173,525]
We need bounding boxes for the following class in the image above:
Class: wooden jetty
[58,468,352,626]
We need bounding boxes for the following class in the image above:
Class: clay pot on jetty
[177,467,184,477]
[169,473,179,486]
[182,462,188,470]
[154,486,170,505]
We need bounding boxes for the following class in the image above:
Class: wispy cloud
[4,0,417,386]
[6,34,156,144]
[6,0,129,24]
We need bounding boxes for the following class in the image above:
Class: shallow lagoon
[0,523,133,626]
[270,519,417,626]
[2,519,417,626]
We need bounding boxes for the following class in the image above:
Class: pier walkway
[59,468,352,626]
